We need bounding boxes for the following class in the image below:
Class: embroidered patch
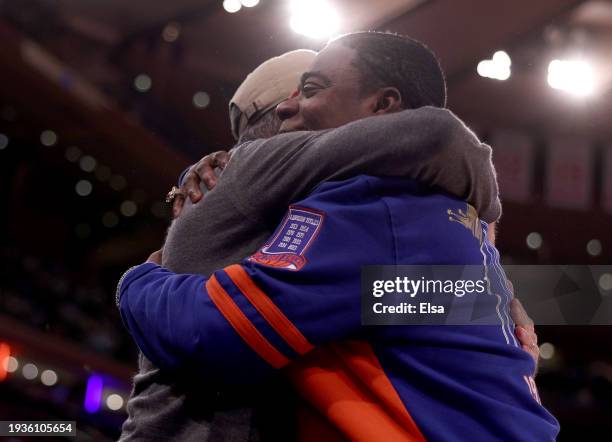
[249,206,325,271]
[447,204,483,244]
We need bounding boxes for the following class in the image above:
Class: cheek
[302,94,353,130]
[300,99,329,129]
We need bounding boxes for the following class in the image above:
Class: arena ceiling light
[289,0,340,39]
[223,0,241,14]
[223,0,259,13]
[547,59,595,96]
[477,50,511,81]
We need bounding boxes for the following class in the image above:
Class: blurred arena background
[0,0,610,440]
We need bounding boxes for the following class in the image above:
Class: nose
[276,93,300,121]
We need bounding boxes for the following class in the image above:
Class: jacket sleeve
[224,106,500,224]
[118,184,391,382]
[177,166,191,186]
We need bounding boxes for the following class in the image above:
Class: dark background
[0,0,610,440]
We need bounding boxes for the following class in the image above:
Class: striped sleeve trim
[224,264,314,356]
[206,275,290,369]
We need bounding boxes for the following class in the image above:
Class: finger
[516,325,538,349]
[517,326,539,359]
[522,344,539,365]
[510,298,535,332]
[194,155,217,190]
[172,195,185,219]
[219,151,230,168]
[197,160,217,190]
[211,151,230,170]
[514,298,534,327]
[146,250,163,265]
[183,171,203,203]
[515,326,530,347]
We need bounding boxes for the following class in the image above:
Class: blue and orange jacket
[118,176,559,441]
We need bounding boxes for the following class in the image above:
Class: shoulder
[307,175,455,207]
[306,176,486,264]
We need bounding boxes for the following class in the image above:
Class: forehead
[307,43,360,82]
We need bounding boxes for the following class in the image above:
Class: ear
[373,87,403,114]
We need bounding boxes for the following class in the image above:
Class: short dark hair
[331,31,447,109]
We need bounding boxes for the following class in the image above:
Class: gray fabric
[119,106,501,441]
[118,197,266,442]
[119,353,211,442]
[223,106,500,231]
[119,354,259,442]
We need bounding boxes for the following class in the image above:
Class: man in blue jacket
[118,32,558,440]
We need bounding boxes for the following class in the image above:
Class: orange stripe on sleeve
[206,275,289,369]
[225,264,314,356]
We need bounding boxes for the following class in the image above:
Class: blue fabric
[118,264,274,383]
[177,166,191,187]
[214,269,300,360]
[118,175,559,439]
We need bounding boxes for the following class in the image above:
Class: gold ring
[165,186,184,203]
